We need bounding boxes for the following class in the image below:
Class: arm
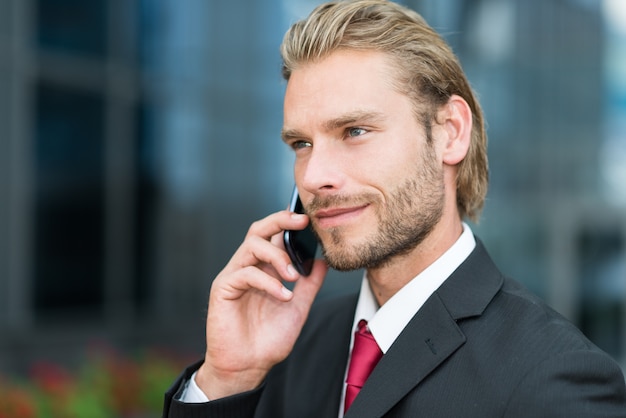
[163,361,264,418]
[504,349,626,417]
[163,210,328,417]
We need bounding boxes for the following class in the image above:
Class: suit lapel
[345,293,465,418]
[344,240,503,418]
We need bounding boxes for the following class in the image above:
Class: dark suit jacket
[163,241,626,417]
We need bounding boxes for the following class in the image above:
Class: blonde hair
[281,0,488,222]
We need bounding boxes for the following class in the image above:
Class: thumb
[291,259,328,311]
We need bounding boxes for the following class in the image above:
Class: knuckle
[247,220,264,236]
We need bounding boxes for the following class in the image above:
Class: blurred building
[0,0,297,373]
[417,0,626,367]
[0,0,624,374]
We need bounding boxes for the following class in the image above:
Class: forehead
[283,49,409,127]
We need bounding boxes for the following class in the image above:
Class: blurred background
[0,0,625,414]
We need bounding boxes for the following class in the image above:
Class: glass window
[34,82,105,319]
[133,102,158,309]
[0,1,11,39]
[36,0,107,56]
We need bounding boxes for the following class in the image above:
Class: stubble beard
[312,152,445,272]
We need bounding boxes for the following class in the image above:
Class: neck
[366,215,464,306]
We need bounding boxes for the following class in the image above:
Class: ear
[439,95,472,166]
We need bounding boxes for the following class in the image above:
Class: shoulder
[463,271,609,364]
[445,241,626,413]
[450,239,607,355]
[472,277,626,415]
[494,277,596,352]
[502,339,626,416]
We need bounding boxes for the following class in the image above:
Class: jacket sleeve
[162,360,264,418]
[504,349,626,417]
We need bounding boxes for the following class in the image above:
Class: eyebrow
[281,110,385,142]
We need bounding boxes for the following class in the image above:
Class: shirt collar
[352,223,476,353]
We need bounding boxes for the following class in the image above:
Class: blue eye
[347,127,367,137]
[291,140,312,150]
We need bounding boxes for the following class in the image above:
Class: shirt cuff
[178,370,210,403]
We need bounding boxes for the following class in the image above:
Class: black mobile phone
[283,187,318,276]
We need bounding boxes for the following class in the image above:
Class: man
[163,1,626,417]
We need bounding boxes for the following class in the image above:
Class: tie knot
[357,319,369,334]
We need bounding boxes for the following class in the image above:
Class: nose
[296,140,345,195]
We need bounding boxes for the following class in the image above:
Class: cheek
[293,159,303,179]
[368,143,420,184]
[293,156,308,182]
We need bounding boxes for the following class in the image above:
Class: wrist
[195,362,267,400]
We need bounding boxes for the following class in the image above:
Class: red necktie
[344,319,383,414]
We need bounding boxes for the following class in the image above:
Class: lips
[313,204,369,228]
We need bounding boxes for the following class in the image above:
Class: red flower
[29,362,74,396]
[0,386,37,418]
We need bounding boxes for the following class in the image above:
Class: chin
[323,252,364,272]
[319,236,374,272]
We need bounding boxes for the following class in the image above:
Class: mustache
[305,193,380,214]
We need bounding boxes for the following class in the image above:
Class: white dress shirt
[182,224,476,407]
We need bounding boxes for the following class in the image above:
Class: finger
[290,259,328,310]
[216,266,294,302]
[228,235,300,282]
[247,210,309,241]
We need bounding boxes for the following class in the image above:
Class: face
[282,50,445,271]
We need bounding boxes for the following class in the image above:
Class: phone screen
[283,187,319,276]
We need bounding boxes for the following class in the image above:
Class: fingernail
[287,264,298,278]
[282,287,293,298]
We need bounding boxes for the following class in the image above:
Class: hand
[195,210,328,399]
